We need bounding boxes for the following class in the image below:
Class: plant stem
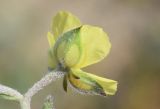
[20,70,65,109]
[20,98,30,109]
[0,70,64,109]
[0,84,23,101]
[25,71,64,99]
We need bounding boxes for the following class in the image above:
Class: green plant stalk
[20,98,30,109]
[0,70,65,109]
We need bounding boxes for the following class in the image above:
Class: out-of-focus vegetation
[0,0,160,109]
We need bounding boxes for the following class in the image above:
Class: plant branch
[25,70,64,101]
[0,84,23,101]
[20,70,65,109]
[0,70,65,109]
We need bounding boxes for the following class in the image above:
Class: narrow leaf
[0,84,23,101]
[42,95,54,109]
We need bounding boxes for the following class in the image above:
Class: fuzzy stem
[0,84,23,101]
[25,71,64,100]
[21,70,65,109]
[20,98,30,109]
[0,70,64,109]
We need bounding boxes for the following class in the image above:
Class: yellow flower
[47,11,117,96]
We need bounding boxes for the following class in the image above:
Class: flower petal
[47,32,55,48]
[48,49,57,71]
[74,25,111,68]
[52,11,81,40]
[54,27,82,68]
[47,32,57,70]
[53,25,111,69]
[68,69,117,96]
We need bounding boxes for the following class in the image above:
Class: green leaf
[0,84,23,101]
[42,95,54,109]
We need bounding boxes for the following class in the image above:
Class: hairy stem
[20,98,30,109]
[25,71,64,100]
[21,70,64,109]
[0,70,64,109]
[0,84,23,101]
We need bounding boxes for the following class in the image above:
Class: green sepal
[63,74,68,92]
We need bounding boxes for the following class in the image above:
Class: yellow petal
[54,28,81,68]
[47,32,55,48]
[52,11,81,40]
[48,49,57,70]
[54,25,111,69]
[68,69,117,96]
[47,32,57,70]
[74,25,111,68]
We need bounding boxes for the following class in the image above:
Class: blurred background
[0,0,160,109]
